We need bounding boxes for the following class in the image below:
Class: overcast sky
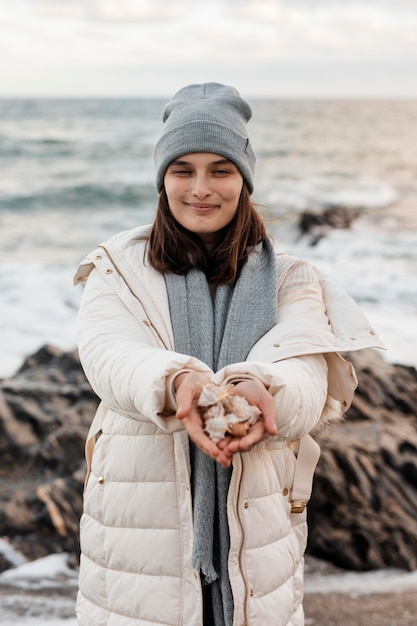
[1,0,417,98]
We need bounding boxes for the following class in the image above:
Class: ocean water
[0,97,416,376]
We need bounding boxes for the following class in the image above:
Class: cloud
[0,0,416,96]
[229,1,417,59]
[18,0,185,23]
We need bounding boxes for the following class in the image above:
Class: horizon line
[1,93,417,101]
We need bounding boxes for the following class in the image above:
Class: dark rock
[307,348,417,571]
[1,343,417,575]
[0,345,99,571]
[298,205,360,245]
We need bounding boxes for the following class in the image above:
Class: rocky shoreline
[0,345,97,570]
[0,553,416,625]
[1,343,417,584]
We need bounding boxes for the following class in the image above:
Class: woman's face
[164,152,244,249]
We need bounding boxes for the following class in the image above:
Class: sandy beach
[303,556,417,626]
[1,579,415,625]
[304,591,417,625]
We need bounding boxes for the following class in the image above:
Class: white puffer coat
[74,225,384,626]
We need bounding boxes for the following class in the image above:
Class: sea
[0,94,416,619]
[0,97,416,379]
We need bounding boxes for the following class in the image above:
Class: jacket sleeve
[213,354,328,441]
[212,257,335,441]
[77,267,212,430]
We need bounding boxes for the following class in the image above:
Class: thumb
[175,405,189,420]
[175,391,195,419]
[263,412,277,436]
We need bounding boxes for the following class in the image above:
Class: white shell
[204,403,225,420]
[198,383,233,407]
[204,416,229,443]
[198,383,262,442]
[223,395,261,423]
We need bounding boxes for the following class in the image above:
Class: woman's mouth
[187,203,219,213]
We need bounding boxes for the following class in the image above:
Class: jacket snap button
[244,502,249,509]
[98,476,105,484]
[250,589,254,597]
[105,269,113,274]
[193,569,199,580]
[283,488,289,496]
[274,343,280,348]
[143,320,150,327]
[370,329,376,335]
[95,255,102,260]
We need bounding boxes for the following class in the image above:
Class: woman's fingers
[181,412,233,467]
[174,371,209,420]
[231,380,277,436]
[174,372,234,466]
[176,397,232,467]
[221,420,266,455]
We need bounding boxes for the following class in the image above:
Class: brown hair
[147,184,267,284]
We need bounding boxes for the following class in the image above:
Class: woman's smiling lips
[186,202,219,213]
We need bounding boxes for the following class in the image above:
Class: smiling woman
[147,167,266,282]
[164,153,244,249]
[74,82,383,626]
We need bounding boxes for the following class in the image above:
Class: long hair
[147,185,267,284]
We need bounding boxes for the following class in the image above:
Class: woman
[74,83,383,625]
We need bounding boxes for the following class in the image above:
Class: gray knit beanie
[153,82,256,194]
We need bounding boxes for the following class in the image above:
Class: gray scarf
[165,238,277,626]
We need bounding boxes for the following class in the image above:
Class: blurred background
[1,0,416,378]
[1,0,417,377]
[0,2,416,623]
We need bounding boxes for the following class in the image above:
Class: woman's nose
[192,173,211,198]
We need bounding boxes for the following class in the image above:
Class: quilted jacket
[74,225,384,626]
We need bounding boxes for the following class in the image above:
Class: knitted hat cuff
[153,83,256,194]
[154,120,255,194]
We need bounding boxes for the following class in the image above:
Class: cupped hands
[174,373,277,468]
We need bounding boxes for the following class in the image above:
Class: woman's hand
[218,379,277,456]
[174,372,234,468]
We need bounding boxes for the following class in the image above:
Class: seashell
[198,383,233,408]
[223,396,249,419]
[224,396,261,424]
[198,382,262,442]
[204,403,226,420]
[228,422,250,437]
[204,416,229,444]
[244,404,262,425]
